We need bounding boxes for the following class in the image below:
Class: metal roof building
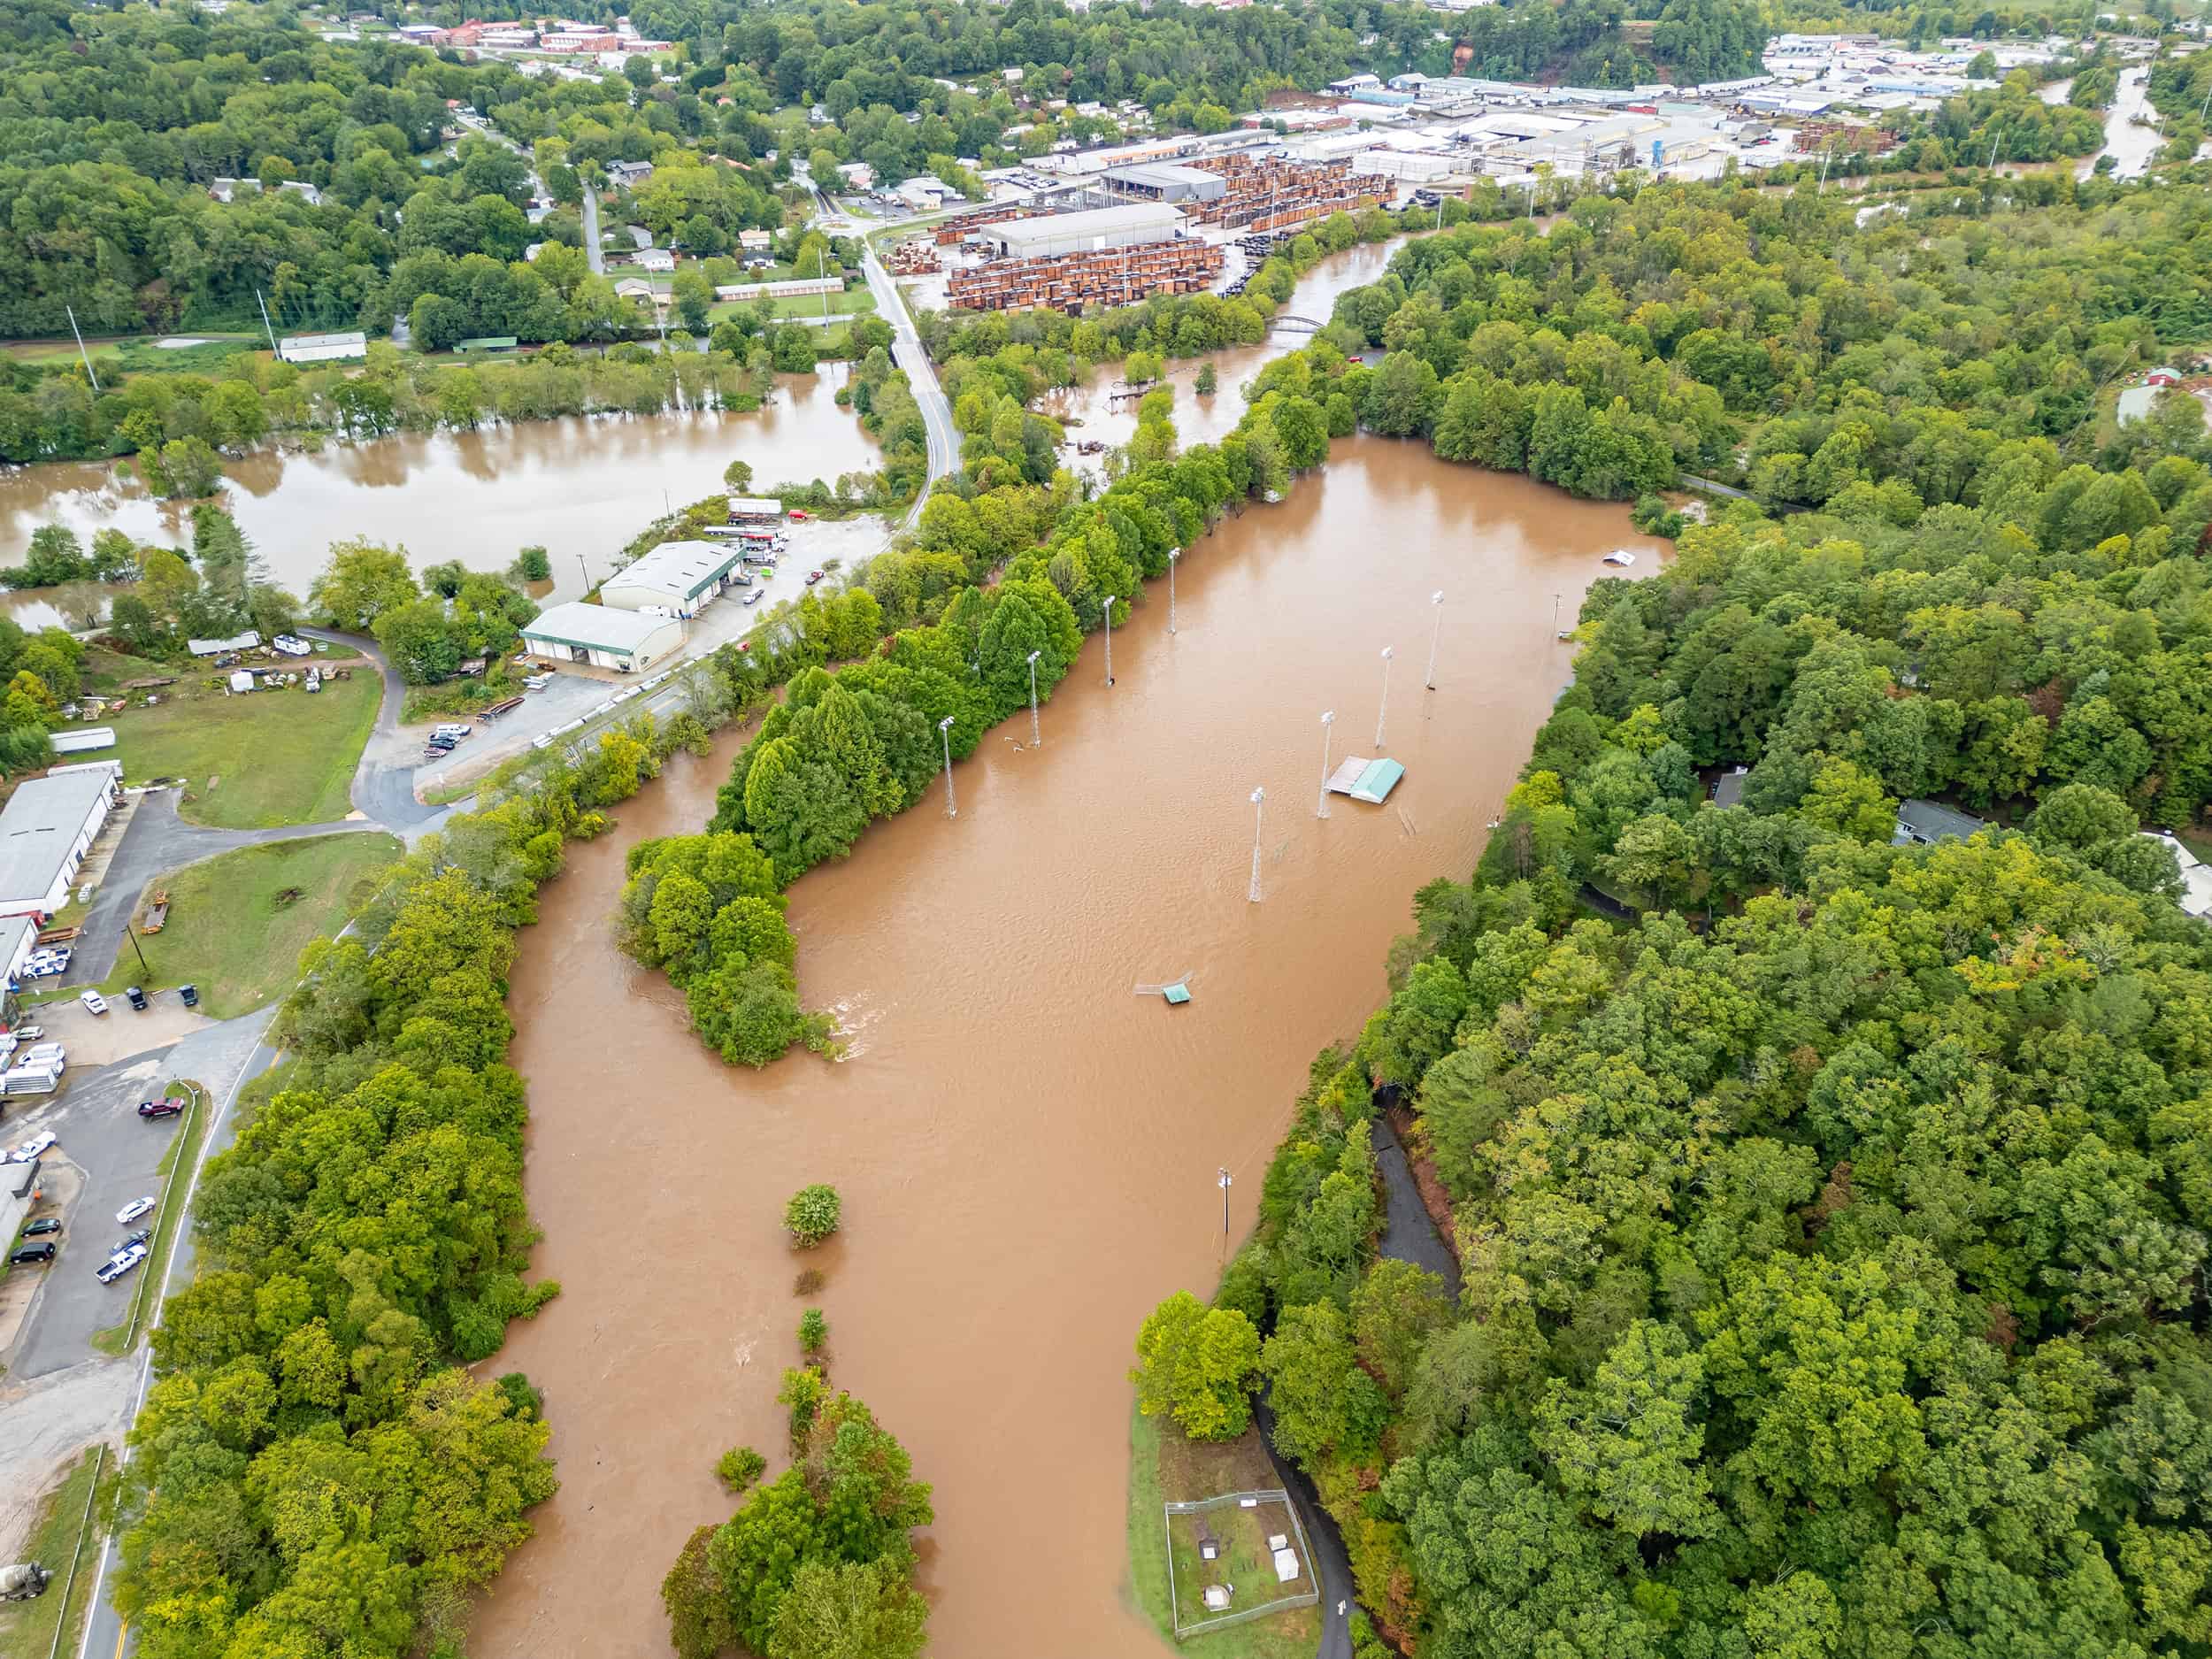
[1104,162,1228,204]
[276,330,367,365]
[986,203,1185,258]
[520,603,684,673]
[601,540,747,618]
[0,767,120,918]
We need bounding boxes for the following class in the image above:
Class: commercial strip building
[599,541,748,619]
[520,603,685,672]
[0,765,122,919]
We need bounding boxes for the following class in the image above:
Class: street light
[1025,649,1042,747]
[1102,595,1117,687]
[1374,646,1395,751]
[1248,787,1265,903]
[1168,548,1181,636]
[937,715,957,818]
[1317,710,1335,819]
[1424,589,1444,689]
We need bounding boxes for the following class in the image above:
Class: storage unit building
[600,541,747,618]
[985,203,1184,258]
[0,766,121,919]
[520,603,684,672]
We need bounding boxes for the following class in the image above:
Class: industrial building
[0,764,121,919]
[600,540,748,618]
[520,603,684,672]
[277,330,367,365]
[985,203,1185,258]
[1103,162,1228,204]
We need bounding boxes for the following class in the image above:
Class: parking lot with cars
[1,1050,192,1381]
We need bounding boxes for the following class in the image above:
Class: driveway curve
[299,627,442,832]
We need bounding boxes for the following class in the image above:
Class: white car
[9,1132,56,1163]
[78,990,107,1015]
[96,1242,147,1285]
[1602,549,1638,568]
[13,1025,43,1041]
[115,1195,155,1225]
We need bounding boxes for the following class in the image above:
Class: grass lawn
[0,1444,114,1659]
[81,834,399,1019]
[85,666,380,829]
[710,288,879,323]
[1126,1405,1320,1659]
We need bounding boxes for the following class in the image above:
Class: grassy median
[0,1444,116,1659]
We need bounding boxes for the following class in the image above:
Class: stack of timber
[947,240,1225,313]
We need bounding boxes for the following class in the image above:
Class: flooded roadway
[0,366,876,604]
[470,438,1665,1657]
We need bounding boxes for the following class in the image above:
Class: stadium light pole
[1424,589,1444,688]
[1218,1166,1233,1257]
[1025,649,1042,747]
[1168,548,1180,635]
[1317,710,1335,819]
[1248,787,1265,903]
[1374,646,1395,750]
[938,715,957,818]
[1102,595,1117,687]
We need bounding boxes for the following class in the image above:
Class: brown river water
[0,366,875,615]
[470,438,1663,1657]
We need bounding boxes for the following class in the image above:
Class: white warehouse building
[986,203,1185,258]
[0,764,122,919]
[520,602,685,672]
[600,540,748,618]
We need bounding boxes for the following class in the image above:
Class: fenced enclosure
[1163,1487,1319,1639]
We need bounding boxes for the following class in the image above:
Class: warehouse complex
[520,603,685,673]
[984,203,1185,258]
[600,540,748,619]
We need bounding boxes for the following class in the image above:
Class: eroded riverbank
[470,439,1664,1657]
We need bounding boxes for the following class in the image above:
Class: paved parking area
[4,1049,189,1382]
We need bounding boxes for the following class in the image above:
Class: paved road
[580,187,605,278]
[62,793,379,987]
[861,242,956,532]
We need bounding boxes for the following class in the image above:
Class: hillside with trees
[1118,173,2212,1658]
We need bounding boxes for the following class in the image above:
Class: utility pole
[1025,650,1042,747]
[937,715,957,817]
[64,304,98,392]
[256,288,279,352]
[1102,595,1116,687]
[126,926,149,977]
[818,244,832,326]
[578,555,590,594]
[1424,589,1444,689]
[1317,710,1335,819]
[1374,646,1394,750]
[1248,787,1265,903]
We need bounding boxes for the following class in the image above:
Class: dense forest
[1102,173,2212,1657]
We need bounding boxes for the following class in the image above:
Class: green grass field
[710,288,879,323]
[88,667,380,829]
[88,833,400,1018]
[1125,1406,1320,1659]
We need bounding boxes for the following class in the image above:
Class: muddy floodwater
[0,366,876,605]
[470,438,1664,1657]
[1043,237,1410,469]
